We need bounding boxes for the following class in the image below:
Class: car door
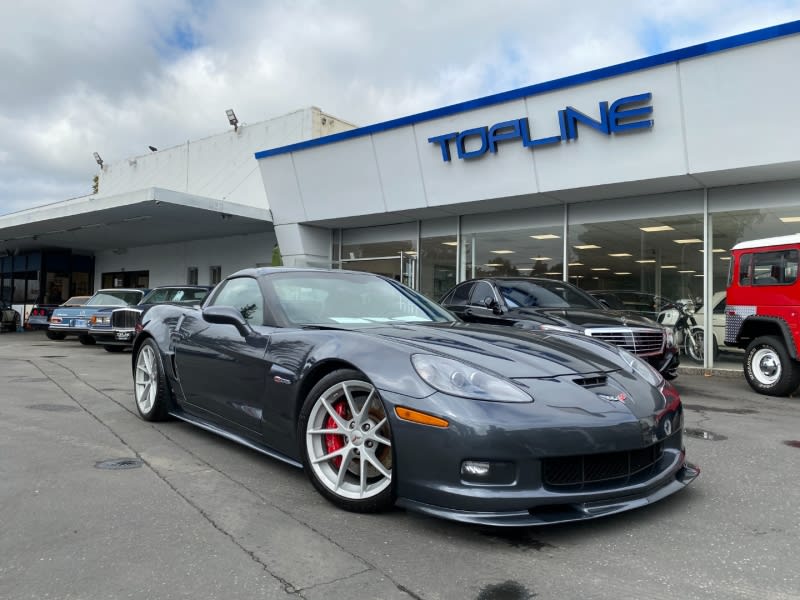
[174,276,271,438]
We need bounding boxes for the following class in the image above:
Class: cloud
[1,0,799,215]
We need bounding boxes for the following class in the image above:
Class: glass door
[339,253,416,288]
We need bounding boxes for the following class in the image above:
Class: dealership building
[3,20,800,368]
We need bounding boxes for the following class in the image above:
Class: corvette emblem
[598,392,627,403]
[663,418,673,436]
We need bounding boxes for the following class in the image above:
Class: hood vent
[573,375,607,388]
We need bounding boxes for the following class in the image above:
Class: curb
[677,365,744,378]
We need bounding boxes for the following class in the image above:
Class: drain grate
[27,404,80,412]
[684,428,727,441]
[95,458,144,470]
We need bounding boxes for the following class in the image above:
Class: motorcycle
[657,301,705,363]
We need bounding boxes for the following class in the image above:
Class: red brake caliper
[324,400,348,469]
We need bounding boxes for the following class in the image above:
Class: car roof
[231,267,391,279]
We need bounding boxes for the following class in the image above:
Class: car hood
[508,307,659,329]
[357,322,629,379]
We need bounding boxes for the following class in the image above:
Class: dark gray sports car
[132,267,698,526]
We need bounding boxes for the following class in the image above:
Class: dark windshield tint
[496,280,602,309]
[266,272,456,326]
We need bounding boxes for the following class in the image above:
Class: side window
[713,297,727,314]
[469,281,495,307]
[752,250,798,286]
[446,283,474,306]
[210,277,264,324]
[739,254,751,285]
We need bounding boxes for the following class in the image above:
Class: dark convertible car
[440,277,680,380]
[132,267,698,526]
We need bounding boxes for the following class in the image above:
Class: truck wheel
[743,336,800,396]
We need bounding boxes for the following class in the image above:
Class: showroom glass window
[419,218,457,300]
[460,205,565,282]
[568,192,704,307]
[340,222,417,287]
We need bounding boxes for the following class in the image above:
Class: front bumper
[89,328,135,345]
[379,382,697,526]
[48,324,90,336]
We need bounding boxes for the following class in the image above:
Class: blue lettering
[520,118,560,148]
[456,127,489,159]
[609,93,653,133]
[428,92,653,162]
[564,101,610,140]
[427,132,457,162]
[488,120,522,153]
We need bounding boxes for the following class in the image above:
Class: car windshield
[85,291,144,306]
[141,287,210,304]
[267,272,456,327]
[496,280,602,309]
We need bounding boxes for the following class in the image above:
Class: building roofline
[255,19,800,161]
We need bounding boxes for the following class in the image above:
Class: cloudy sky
[2,0,799,216]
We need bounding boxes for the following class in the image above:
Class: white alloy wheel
[304,379,393,503]
[133,339,170,421]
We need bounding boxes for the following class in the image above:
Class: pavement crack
[29,358,304,598]
[31,357,425,599]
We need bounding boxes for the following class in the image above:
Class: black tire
[298,369,395,513]
[78,335,96,346]
[743,335,800,397]
[46,331,66,340]
[104,345,125,353]
[133,338,171,421]
[685,329,720,363]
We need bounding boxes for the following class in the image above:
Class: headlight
[411,354,532,403]
[664,327,675,348]
[619,348,663,387]
[91,315,110,326]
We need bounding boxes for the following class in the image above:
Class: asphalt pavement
[1,331,798,600]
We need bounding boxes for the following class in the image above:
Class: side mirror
[598,299,610,309]
[203,306,252,337]
[483,296,503,315]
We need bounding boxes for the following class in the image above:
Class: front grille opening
[542,443,664,491]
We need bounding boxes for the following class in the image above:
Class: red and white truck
[726,234,800,396]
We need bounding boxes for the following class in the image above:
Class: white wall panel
[371,127,427,212]
[259,155,307,225]
[93,231,277,288]
[681,35,800,173]
[292,137,386,221]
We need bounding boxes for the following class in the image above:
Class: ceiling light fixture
[591,268,610,271]
[678,270,696,274]
[490,250,514,254]
[779,216,800,223]
[635,259,656,263]
[614,272,632,275]
[661,265,677,269]
[574,244,601,250]
[530,256,551,261]
[568,262,583,266]
[442,241,458,246]
[640,225,675,232]
[530,234,560,240]
[674,238,703,244]
[608,253,632,257]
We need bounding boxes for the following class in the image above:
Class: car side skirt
[168,408,303,469]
